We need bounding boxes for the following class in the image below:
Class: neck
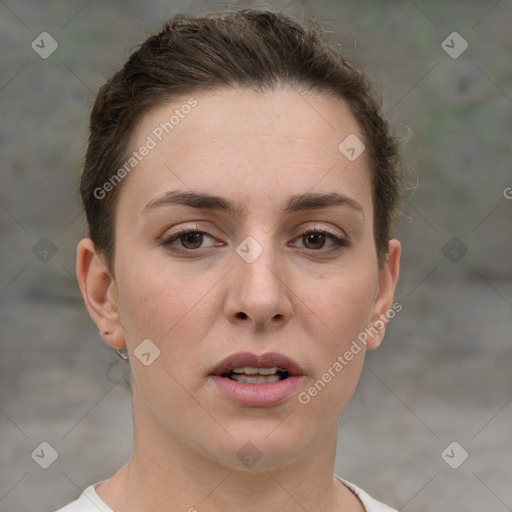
[96,388,363,512]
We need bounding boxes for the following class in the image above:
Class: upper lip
[209,351,304,377]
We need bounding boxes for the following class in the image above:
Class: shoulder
[335,474,398,512]
[54,482,114,512]
[57,476,395,512]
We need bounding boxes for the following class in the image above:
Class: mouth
[209,351,304,381]
[208,351,305,407]
[222,367,290,384]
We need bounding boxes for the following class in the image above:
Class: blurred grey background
[1,1,511,510]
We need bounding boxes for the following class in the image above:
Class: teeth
[227,367,290,383]
[231,367,279,375]
[230,374,281,384]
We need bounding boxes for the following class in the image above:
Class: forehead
[134,87,364,152]
[121,87,372,216]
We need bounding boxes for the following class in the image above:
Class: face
[78,87,400,471]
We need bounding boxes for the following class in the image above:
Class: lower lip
[209,375,304,407]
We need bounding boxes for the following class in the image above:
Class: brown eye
[179,232,204,249]
[302,232,327,250]
[293,229,350,252]
[162,229,219,252]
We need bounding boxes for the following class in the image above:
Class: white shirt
[54,475,398,511]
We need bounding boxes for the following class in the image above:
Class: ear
[365,239,401,350]
[76,238,125,349]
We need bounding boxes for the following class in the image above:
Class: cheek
[295,266,377,417]
[115,265,212,411]
[115,258,223,393]
[310,263,378,347]
[117,265,207,344]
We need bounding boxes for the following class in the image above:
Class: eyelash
[161,227,350,255]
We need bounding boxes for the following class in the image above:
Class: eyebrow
[142,190,364,218]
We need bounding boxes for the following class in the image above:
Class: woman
[57,8,403,512]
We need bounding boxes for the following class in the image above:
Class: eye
[293,229,350,252]
[161,227,221,252]
[161,226,350,255]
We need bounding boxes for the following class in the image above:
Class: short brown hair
[81,8,403,270]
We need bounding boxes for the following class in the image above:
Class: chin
[199,419,318,471]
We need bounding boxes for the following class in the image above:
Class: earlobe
[365,239,401,350]
[76,238,125,349]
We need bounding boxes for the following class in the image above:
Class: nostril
[236,312,248,319]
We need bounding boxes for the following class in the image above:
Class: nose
[224,235,293,331]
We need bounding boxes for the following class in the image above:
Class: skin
[77,87,400,512]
